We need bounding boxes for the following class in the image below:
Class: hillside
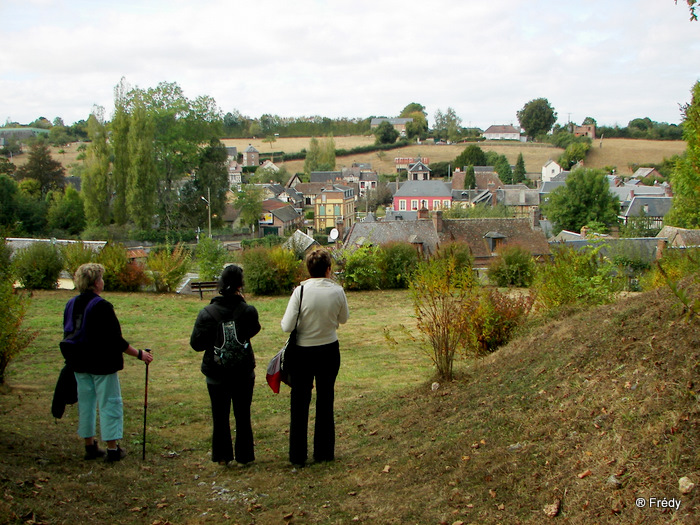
[0,285,698,524]
[11,137,686,178]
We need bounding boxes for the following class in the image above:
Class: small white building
[483,125,522,141]
[541,160,563,182]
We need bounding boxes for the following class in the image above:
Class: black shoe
[105,446,126,463]
[84,442,106,460]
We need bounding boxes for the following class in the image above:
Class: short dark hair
[306,249,332,278]
[218,264,244,296]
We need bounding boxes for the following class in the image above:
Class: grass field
[1,284,699,524]
[12,136,686,178]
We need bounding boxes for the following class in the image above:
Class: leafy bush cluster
[12,242,63,290]
[532,244,621,312]
[0,240,34,385]
[195,237,228,281]
[242,246,302,296]
[147,244,192,293]
[487,245,536,287]
[339,243,421,291]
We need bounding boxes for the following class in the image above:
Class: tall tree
[400,102,429,140]
[517,98,557,141]
[235,184,264,233]
[14,141,65,197]
[81,108,112,226]
[454,144,487,169]
[111,78,131,225]
[494,155,513,184]
[304,137,321,175]
[127,96,157,231]
[47,186,86,235]
[374,121,399,144]
[513,153,527,184]
[433,107,462,142]
[542,168,620,235]
[463,165,476,190]
[665,81,700,227]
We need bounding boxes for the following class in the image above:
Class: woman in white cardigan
[281,249,349,467]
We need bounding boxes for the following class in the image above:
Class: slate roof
[344,220,441,254]
[310,171,342,183]
[622,196,672,218]
[283,230,319,252]
[395,180,451,198]
[483,125,521,135]
[271,204,302,223]
[501,188,540,207]
[439,218,550,261]
[370,117,414,126]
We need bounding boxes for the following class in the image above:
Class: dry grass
[12,136,685,179]
[585,138,686,174]
[1,285,699,524]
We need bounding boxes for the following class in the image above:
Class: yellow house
[314,185,355,236]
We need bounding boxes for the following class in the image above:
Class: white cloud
[1,0,698,128]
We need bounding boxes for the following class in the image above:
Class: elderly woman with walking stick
[61,263,153,463]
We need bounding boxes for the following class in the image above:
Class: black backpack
[205,304,252,370]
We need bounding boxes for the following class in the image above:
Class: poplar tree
[127,97,157,230]
[111,79,131,225]
[81,108,112,226]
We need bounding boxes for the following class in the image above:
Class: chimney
[432,210,443,233]
[529,206,540,229]
[665,185,673,197]
[487,183,497,207]
[580,226,589,238]
[417,207,429,220]
[629,189,635,199]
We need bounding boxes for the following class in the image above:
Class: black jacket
[190,295,261,380]
[62,292,129,375]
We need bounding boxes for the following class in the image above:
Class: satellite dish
[329,228,339,241]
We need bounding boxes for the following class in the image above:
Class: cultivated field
[12,135,686,178]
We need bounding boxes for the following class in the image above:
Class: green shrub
[487,245,536,287]
[341,245,381,291]
[241,246,301,295]
[61,241,97,278]
[147,244,191,293]
[240,236,285,250]
[195,237,228,281]
[435,242,474,268]
[641,247,700,290]
[13,242,63,290]
[532,244,621,311]
[377,242,421,289]
[409,254,475,380]
[96,242,129,292]
[0,279,35,384]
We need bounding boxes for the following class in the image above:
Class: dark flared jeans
[206,372,255,464]
[289,341,340,465]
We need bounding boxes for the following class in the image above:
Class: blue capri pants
[74,372,124,442]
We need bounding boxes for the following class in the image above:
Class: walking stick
[142,349,152,461]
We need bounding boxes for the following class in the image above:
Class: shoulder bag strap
[294,285,304,330]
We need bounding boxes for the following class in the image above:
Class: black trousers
[206,372,255,464]
[289,341,340,465]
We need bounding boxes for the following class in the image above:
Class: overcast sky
[1,0,699,130]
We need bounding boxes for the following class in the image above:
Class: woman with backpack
[189,264,261,466]
[62,263,153,463]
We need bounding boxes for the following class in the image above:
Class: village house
[259,199,303,237]
[541,160,564,182]
[407,159,431,181]
[243,144,260,167]
[370,117,414,135]
[483,125,522,141]
[395,156,429,172]
[314,184,355,236]
[393,180,452,212]
[619,196,673,229]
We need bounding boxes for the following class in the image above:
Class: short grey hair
[74,263,105,293]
